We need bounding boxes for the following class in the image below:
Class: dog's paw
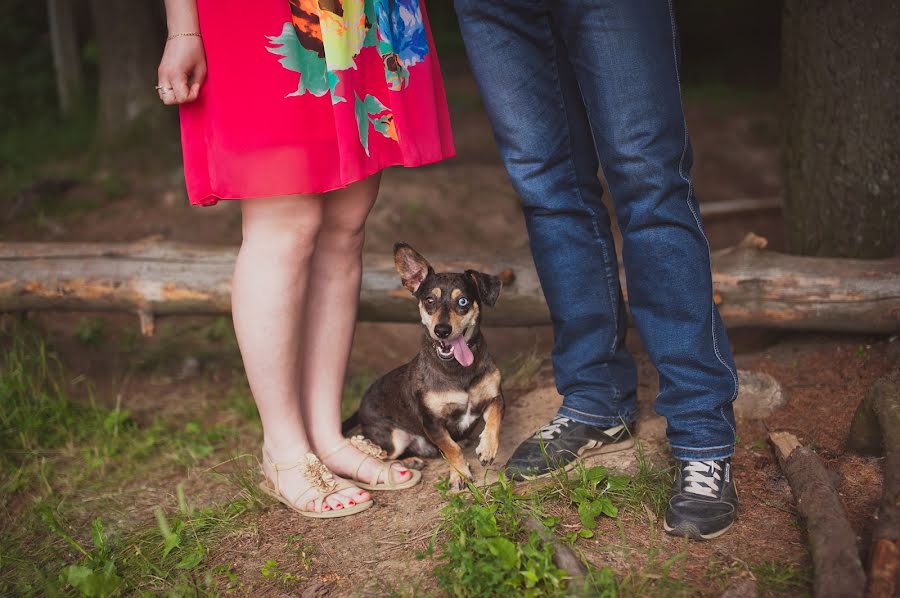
[447,464,473,493]
[476,435,498,467]
[401,456,426,471]
[448,472,468,493]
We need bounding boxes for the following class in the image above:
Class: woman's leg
[298,174,412,484]
[233,194,370,511]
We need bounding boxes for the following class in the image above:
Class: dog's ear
[394,242,433,294]
[465,270,502,307]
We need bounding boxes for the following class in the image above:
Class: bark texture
[0,238,898,334]
[90,0,170,143]
[848,359,900,598]
[768,431,866,598]
[47,0,84,114]
[782,0,900,258]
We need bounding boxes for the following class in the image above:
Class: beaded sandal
[320,436,422,491]
[259,450,373,518]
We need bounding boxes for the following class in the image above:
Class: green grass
[751,560,811,596]
[0,322,265,595]
[427,449,675,598]
[429,476,572,597]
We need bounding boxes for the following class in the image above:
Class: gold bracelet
[166,32,202,41]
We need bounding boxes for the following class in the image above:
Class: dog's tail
[341,410,360,435]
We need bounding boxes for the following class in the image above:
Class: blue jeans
[455,0,738,460]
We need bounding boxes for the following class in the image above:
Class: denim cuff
[670,443,735,461]
[557,404,635,429]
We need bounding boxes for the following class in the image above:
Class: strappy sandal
[258,450,373,518]
[320,436,422,491]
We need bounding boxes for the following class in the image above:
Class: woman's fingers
[186,62,206,102]
[157,81,177,105]
[172,73,190,104]
[187,82,200,102]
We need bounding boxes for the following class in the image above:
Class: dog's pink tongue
[451,335,474,367]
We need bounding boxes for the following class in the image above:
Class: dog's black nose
[434,324,452,339]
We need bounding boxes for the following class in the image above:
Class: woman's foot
[317,437,414,488]
[262,445,370,513]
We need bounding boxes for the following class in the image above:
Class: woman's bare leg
[299,174,412,484]
[233,194,370,511]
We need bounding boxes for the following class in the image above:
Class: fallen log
[698,196,782,221]
[0,234,897,334]
[768,431,866,598]
[847,356,900,598]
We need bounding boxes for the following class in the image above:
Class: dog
[342,243,505,491]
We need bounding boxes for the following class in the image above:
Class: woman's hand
[157,36,207,105]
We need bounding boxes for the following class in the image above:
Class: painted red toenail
[348,501,355,506]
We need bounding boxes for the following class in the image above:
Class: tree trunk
[782,1,900,258]
[89,0,170,144]
[0,238,898,335]
[47,0,84,115]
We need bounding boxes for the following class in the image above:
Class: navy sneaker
[505,415,634,481]
[664,458,738,540]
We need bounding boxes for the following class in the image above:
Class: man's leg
[454,0,638,478]
[551,0,739,539]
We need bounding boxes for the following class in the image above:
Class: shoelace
[682,460,722,498]
[534,416,572,440]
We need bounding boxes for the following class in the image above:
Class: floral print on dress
[266,0,430,154]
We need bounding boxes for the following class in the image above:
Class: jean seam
[666,0,739,438]
[545,22,621,363]
[559,404,632,423]
[670,443,733,451]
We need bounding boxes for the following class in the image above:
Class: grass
[0,318,814,596]
[751,560,811,596]
[0,321,264,595]
[426,448,678,598]
[429,476,572,597]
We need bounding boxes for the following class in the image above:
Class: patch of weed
[606,444,672,518]
[0,323,263,594]
[429,476,569,597]
[751,560,811,596]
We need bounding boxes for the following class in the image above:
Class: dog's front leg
[423,418,471,492]
[476,394,504,467]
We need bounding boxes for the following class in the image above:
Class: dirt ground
[2,64,894,597]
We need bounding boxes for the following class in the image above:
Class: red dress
[179,0,455,206]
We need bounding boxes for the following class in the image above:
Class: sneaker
[664,458,737,540]
[505,415,634,481]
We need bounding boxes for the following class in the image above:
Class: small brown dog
[342,243,505,490]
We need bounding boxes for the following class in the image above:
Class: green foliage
[605,445,673,518]
[431,476,570,597]
[0,323,263,595]
[43,513,125,598]
[0,324,131,472]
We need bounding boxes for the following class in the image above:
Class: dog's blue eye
[458,297,469,307]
